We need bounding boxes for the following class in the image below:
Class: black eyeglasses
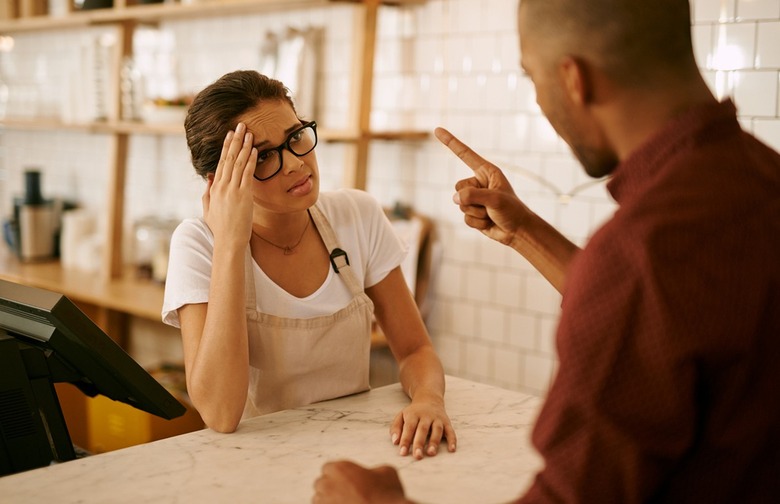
[254,121,318,181]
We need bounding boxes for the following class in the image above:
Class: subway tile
[498,33,521,75]
[444,226,481,263]
[693,0,737,22]
[414,37,443,74]
[756,21,780,68]
[754,118,780,151]
[527,115,563,153]
[508,312,539,351]
[444,36,469,73]
[733,71,779,116]
[451,0,484,34]
[737,0,780,19]
[493,269,524,309]
[522,353,555,394]
[456,76,488,112]
[524,194,559,226]
[496,113,531,151]
[464,340,493,380]
[541,155,581,197]
[417,0,449,36]
[477,305,508,344]
[433,333,464,376]
[493,345,522,387]
[482,0,519,32]
[590,199,619,232]
[375,40,402,74]
[693,24,714,68]
[524,272,563,316]
[557,199,594,242]
[436,262,465,300]
[708,23,757,70]
[465,266,494,304]
[537,315,559,357]
[448,299,478,338]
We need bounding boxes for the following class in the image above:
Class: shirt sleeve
[518,225,698,503]
[338,189,408,289]
[161,218,214,327]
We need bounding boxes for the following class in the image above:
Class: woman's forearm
[398,345,446,404]
[187,244,250,432]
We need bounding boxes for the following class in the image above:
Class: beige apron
[242,204,374,418]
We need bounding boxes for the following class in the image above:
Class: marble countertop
[0,376,543,504]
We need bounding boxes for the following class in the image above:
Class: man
[312,0,780,502]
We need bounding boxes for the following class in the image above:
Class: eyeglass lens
[255,123,317,181]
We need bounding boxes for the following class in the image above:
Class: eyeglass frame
[253,120,318,181]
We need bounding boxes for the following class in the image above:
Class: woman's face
[237,100,320,216]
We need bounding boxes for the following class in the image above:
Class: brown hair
[184,70,298,179]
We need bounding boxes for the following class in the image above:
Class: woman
[162,70,456,460]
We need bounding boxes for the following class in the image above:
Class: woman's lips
[287,175,313,196]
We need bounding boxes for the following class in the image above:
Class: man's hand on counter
[312,461,413,504]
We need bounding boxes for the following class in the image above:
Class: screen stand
[0,331,76,476]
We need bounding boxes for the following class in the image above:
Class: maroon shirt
[519,100,780,503]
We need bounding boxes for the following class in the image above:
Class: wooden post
[344,0,379,190]
[102,20,134,280]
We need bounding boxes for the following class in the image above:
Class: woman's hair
[184,70,298,179]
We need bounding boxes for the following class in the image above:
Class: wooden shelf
[0,1,329,33]
[0,0,425,34]
[0,247,163,322]
[1,118,430,141]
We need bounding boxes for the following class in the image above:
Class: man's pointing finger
[434,127,492,186]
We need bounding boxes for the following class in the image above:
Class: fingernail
[414,448,423,459]
[391,433,399,444]
[236,122,245,133]
[400,446,408,456]
[450,443,456,451]
[452,193,461,204]
[226,130,234,140]
[428,445,437,456]
[244,132,252,143]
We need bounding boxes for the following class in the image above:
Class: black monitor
[0,278,186,476]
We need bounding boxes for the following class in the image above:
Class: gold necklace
[253,210,311,255]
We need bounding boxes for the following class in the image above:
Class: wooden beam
[344,0,379,190]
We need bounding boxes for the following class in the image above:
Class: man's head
[518,0,700,177]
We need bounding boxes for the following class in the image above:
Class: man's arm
[437,127,579,294]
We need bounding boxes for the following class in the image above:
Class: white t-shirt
[162,189,407,327]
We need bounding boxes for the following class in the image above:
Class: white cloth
[162,188,407,326]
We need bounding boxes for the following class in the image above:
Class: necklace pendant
[283,247,293,255]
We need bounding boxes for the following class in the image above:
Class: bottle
[18,169,56,262]
[120,56,144,121]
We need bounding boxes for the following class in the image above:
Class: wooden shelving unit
[0,0,428,344]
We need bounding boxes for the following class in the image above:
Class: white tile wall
[1,0,778,397]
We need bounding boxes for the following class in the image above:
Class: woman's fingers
[215,123,253,185]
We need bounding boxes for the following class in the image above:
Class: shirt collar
[607,99,739,203]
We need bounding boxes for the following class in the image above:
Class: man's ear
[558,55,593,106]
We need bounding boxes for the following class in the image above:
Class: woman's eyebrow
[253,123,303,149]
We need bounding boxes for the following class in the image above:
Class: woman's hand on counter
[312,461,412,504]
[391,391,457,459]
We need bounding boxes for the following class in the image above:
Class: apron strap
[244,247,257,311]
[309,204,364,298]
